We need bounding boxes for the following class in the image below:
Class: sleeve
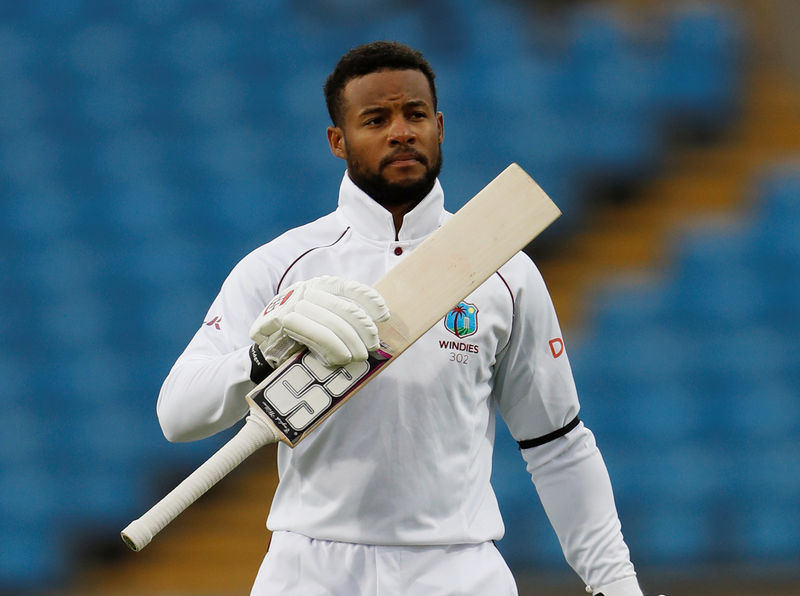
[492,259,579,441]
[156,251,279,442]
[492,259,641,595]
[520,424,641,595]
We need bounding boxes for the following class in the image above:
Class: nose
[387,116,415,145]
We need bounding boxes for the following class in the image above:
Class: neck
[346,170,437,238]
[379,202,415,238]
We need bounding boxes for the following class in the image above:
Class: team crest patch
[444,301,479,338]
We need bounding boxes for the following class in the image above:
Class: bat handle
[120,409,280,551]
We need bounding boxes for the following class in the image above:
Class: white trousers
[251,531,518,596]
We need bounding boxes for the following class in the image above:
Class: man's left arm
[492,258,642,596]
[520,422,642,596]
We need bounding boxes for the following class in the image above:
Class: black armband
[517,416,580,450]
[249,343,274,384]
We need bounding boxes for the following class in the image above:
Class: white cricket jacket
[157,172,640,594]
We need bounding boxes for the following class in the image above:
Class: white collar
[336,171,447,242]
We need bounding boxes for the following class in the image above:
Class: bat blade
[247,162,561,446]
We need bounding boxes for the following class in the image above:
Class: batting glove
[249,276,390,371]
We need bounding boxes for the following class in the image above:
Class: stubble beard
[347,146,443,211]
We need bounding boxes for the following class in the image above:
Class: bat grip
[121,410,280,551]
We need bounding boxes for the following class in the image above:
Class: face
[327,69,444,210]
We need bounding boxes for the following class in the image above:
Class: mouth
[382,151,427,169]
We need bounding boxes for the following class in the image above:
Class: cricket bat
[121,163,561,551]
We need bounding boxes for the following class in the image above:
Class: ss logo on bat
[263,353,370,431]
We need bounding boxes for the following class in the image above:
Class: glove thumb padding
[248,280,304,343]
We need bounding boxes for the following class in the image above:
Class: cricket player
[157,41,653,596]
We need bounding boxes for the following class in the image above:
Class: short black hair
[324,41,437,127]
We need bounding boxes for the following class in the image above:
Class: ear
[327,126,346,160]
[436,112,444,143]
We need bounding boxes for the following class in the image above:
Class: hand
[250,276,390,368]
[591,577,665,596]
[594,588,667,596]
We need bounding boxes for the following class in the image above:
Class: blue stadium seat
[666,227,770,330]
[751,165,800,276]
[622,381,701,442]
[182,69,248,129]
[27,0,91,24]
[727,379,800,440]
[574,104,662,182]
[684,326,790,395]
[563,4,630,80]
[0,129,63,193]
[0,71,42,135]
[94,129,170,189]
[654,3,742,132]
[0,409,46,463]
[635,499,715,562]
[738,442,800,502]
[0,467,63,526]
[756,162,800,220]
[586,325,688,384]
[223,0,293,22]
[165,19,236,78]
[0,467,76,589]
[364,12,429,54]
[0,520,69,592]
[741,499,800,560]
[671,263,769,329]
[671,223,756,280]
[588,278,672,333]
[58,466,151,529]
[461,1,534,63]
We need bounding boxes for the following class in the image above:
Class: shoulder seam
[276,227,350,291]
[494,269,515,353]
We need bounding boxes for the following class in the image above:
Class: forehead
[341,69,434,114]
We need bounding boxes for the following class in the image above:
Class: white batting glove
[249,276,390,369]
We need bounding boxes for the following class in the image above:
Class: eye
[364,116,383,126]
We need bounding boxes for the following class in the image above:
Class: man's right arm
[156,254,274,442]
[156,258,389,442]
[157,339,255,442]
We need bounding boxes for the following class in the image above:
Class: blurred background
[1,0,798,594]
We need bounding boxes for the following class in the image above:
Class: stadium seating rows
[493,161,800,567]
[0,0,756,591]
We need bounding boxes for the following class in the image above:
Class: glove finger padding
[309,276,390,323]
[284,301,368,365]
[302,289,381,351]
[282,313,353,367]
